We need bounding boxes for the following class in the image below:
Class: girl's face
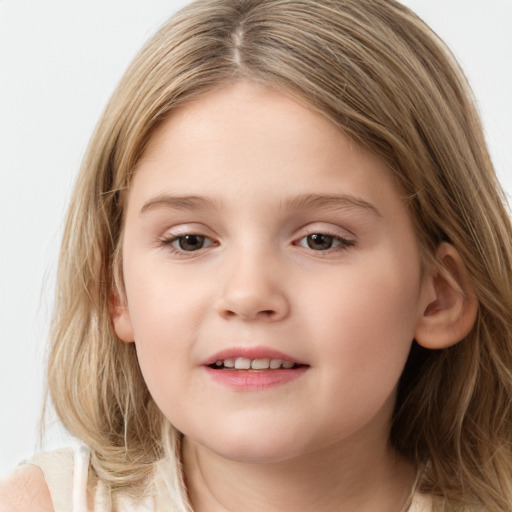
[115,81,432,463]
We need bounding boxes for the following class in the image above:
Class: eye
[297,233,354,251]
[164,234,214,252]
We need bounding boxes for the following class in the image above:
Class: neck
[182,431,416,512]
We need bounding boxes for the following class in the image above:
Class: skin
[113,80,437,512]
[0,466,53,512]
[0,81,478,512]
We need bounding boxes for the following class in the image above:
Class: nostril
[220,307,278,321]
[216,288,290,321]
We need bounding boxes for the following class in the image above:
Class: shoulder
[410,491,488,512]
[410,491,434,512]
[0,464,54,512]
[0,446,78,512]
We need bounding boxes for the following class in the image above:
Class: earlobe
[415,243,478,350]
[110,293,135,343]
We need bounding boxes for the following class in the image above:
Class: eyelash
[159,231,356,255]
[295,231,356,252]
[160,234,216,255]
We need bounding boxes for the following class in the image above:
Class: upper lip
[202,346,307,366]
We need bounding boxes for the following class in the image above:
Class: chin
[211,441,303,465]
[186,425,311,465]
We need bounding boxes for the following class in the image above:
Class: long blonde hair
[48,1,512,510]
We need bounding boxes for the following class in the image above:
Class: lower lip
[204,366,308,391]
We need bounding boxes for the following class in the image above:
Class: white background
[0,0,511,477]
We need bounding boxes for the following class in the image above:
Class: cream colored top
[27,446,155,512]
[27,445,434,512]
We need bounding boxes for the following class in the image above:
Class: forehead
[139,81,348,166]
[126,80,408,224]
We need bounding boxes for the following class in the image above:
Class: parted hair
[47,1,512,510]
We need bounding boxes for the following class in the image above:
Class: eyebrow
[140,194,221,214]
[140,193,382,217]
[283,193,382,217]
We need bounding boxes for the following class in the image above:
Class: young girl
[2,0,512,511]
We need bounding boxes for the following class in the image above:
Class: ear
[109,291,135,343]
[415,243,478,349]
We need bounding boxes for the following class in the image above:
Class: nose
[215,251,290,322]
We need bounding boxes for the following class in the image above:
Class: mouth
[203,347,309,389]
[208,357,305,371]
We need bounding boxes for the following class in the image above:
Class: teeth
[234,357,251,369]
[251,358,270,369]
[213,358,297,369]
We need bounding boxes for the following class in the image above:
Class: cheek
[125,255,207,332]
[302,253,422,390]
[295,272,421,443]
[122,263,208,394]
[128,296,204,424]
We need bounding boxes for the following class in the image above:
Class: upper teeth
[214,357,296,369]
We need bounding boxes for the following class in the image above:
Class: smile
[203,348,309,390]
[209,357,300,370]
